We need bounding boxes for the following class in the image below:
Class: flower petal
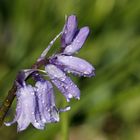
[63,27,89,55]
[17,85,37,131]
[35,81,59,123]
[61,15,78,47]
[5,84,45,132]
[22,85,45,130]
[45,64,80,102]
[52,55,95,77]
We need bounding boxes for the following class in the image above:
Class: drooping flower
[5,82,44,131]
[45,64,80,102]
[35,80,59,123]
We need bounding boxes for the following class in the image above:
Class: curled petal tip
[65,106,71,111]
[33,122,45,130]
[4,122,12,126]
[59,106,71,112]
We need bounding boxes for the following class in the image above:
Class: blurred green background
[0,0,140,140]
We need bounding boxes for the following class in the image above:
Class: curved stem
[61,99,69,140]
[0,83,17,126]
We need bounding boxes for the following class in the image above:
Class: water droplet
[61,78,65,81]
[66,98,70,102]
[68,94,72,98]
[65,86,68,89]
[31,92,34,95]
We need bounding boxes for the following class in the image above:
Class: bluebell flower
[5,81,44,131]
[5,15,95,131]
[5,71,69,131]
[45,64,80,102]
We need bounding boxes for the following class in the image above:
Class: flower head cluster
[5,15,95,131]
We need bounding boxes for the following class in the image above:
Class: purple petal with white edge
[45,64,80,102]
[52,55,95,77]
[18,85,44,131]
[61,15,78,47]
[63,26,89,55]
[5,84,44,132]
[35,80,59,123]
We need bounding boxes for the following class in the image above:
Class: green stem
[61,100,69,140]
[0,83,17,126]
